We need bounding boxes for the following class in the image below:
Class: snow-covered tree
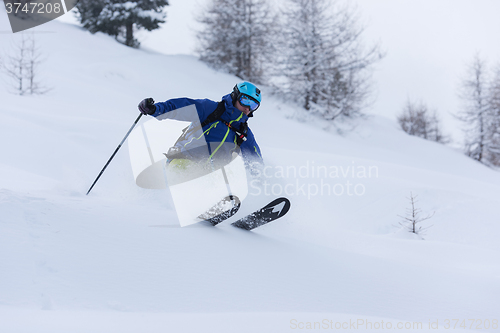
[76,0,168,48]
[397,99,448,144]
[276,0,381,121]
[456,55,500,166]
[196,0,276,84]
[487,66,500,166]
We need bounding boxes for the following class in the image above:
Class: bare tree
[397,99,449,144]
[3,34,29,95]
[397,192,434,238]
[487,65,500,166]
[456,55,500,166]
[276,0,382,122]
[3,33,50,95]
[196,0,277,84]
[25,34,50,95]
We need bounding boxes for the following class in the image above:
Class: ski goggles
[239,94,260,112]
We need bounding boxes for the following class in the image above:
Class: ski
[231,197,291,230]
[197,195,241,226]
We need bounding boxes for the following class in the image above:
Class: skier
[138,81,263,174]
[137,82,291,229]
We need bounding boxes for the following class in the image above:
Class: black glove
[138,98,156,115]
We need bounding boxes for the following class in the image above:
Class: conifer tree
[277,0,381,121]
[196,0,276,84]
[486,65,500,166]
[76,0,168,48]
[397,99,448,144]
[457,55,500,166]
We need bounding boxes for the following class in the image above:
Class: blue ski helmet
[231,81,261,115]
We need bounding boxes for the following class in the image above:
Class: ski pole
[86,113,143,195]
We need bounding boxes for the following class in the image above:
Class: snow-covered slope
[1,20,499,333]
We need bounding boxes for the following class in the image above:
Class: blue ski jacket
[152,94,263,166]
